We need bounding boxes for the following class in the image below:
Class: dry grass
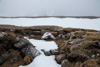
[1,49,24,67]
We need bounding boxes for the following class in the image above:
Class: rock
[41,32,55,40]
[70,39,82,45]
[67,45,72,49]
[91,55,95,58]
[66,33,75,40]
[82,34,87,38]
[14,37,32,48]
[55,54,66,64]
[33,31,41,35]
[61,60,68,67]
[97,54,99,57]
[44,51,51,56]
[41,29,50,35]
[41,49,51,56]
[0,52,9,65]
[0,32,7,38]
[50,49,59,55]
[21,45,40,58]
[93,41,100,48]
[58,34,66,40]
[26,31,33,35]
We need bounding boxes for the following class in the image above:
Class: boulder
[55,54,66,64]
[14,37,32,48]
[21,45,40,58]
[0,52,9,65]
[41,32,55,40]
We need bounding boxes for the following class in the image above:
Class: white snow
[0,18,100,30]
[19,38,61,67]
[41,32,55,40]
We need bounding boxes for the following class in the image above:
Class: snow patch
[19,39,60,67]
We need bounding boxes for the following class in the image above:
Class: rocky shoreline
[0,25,100,67]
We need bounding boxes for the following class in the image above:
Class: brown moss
[56,40,67,51]
[23,55,33,65]
[83,33,100,41]
[74,31,86,38]
[1,49,24,67]
[81,59,100,67]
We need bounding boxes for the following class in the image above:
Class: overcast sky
[0,0,100,17]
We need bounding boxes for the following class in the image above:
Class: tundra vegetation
[0,25,100,67]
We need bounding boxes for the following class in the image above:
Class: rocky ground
[0,25,100,67]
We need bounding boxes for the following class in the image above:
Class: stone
[61,60,68,67]
[25,31,33,35]
[50,49,59,55]
[82,34,87,38]
[0,32,7,38]
[14,37,32,48]
[66,33,75,40]
[41,32,55,40]
[41,29,50,35]
[55,54,66,64]
[21,45,40,58]
[41,49,51,56]
[70,39,82,45]
[44,51,51,56]
[91,55,95,58]
[67,45,72,49]
[98,42,100,45]
[0,52,9,65]
[33,31,41,35]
